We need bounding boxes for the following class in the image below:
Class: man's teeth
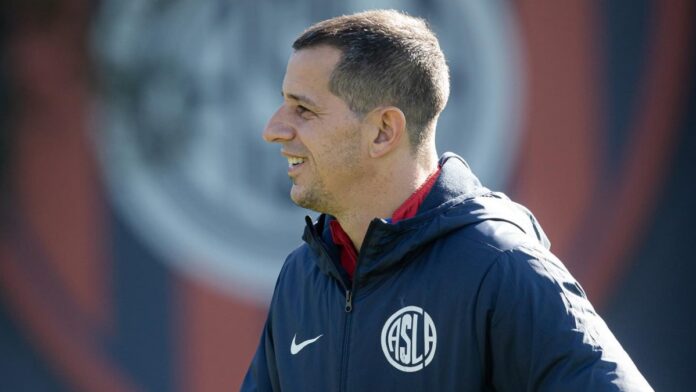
[287,157,306,167]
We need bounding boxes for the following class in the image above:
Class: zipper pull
[345,290,353,313]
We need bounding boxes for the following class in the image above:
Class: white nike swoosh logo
[290,334,323,355]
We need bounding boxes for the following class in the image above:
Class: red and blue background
[1,1,694,391]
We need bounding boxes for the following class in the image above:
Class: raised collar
[329,166,442,279]
[302,152,495,289]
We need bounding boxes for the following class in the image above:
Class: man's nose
[263,106,294,143]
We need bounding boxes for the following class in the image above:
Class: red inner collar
[329,167,441,280]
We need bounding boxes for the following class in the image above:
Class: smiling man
[276,46,372,223]
[241,9,652,392]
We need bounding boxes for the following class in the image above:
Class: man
[242,9,652,391]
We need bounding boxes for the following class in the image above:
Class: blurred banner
[1,1,694,391]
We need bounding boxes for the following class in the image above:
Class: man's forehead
[284,46,340,82]
[281,47,343,107]
[290,45,342,65]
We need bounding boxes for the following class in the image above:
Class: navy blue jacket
[241,153,652,391]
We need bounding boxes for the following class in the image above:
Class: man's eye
[296,105,313,117]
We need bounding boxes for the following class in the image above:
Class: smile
[287,157,306,167]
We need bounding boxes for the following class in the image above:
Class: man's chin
[290,186,326,213]
[290,187,310,209]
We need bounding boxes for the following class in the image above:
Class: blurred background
[1,0,694,391]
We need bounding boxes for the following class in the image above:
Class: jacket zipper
[315,242,354,392]
[306,220,354,391]
[339,273,357,391]
[338,219,380,392]
[308,216,380,392]
[339,290,353,392]
[338,255,360,391]
[345,290,353,312]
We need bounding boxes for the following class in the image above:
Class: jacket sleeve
[240,314,279,392]
[483,247,653,391]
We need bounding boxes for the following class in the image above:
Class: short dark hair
[293,9,450,151]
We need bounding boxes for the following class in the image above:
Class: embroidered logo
[380,306,437,372]
[290,334,323,355]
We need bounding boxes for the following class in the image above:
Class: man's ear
[367,106,407,158]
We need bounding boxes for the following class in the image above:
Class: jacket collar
[301,152,549,288]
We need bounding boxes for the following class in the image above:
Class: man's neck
[333,150,439,250]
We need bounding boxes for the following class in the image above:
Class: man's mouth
[287,157,306,168]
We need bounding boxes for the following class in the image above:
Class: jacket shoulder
[444,217,546,261]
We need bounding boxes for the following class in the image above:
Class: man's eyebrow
[281,91,319,108]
